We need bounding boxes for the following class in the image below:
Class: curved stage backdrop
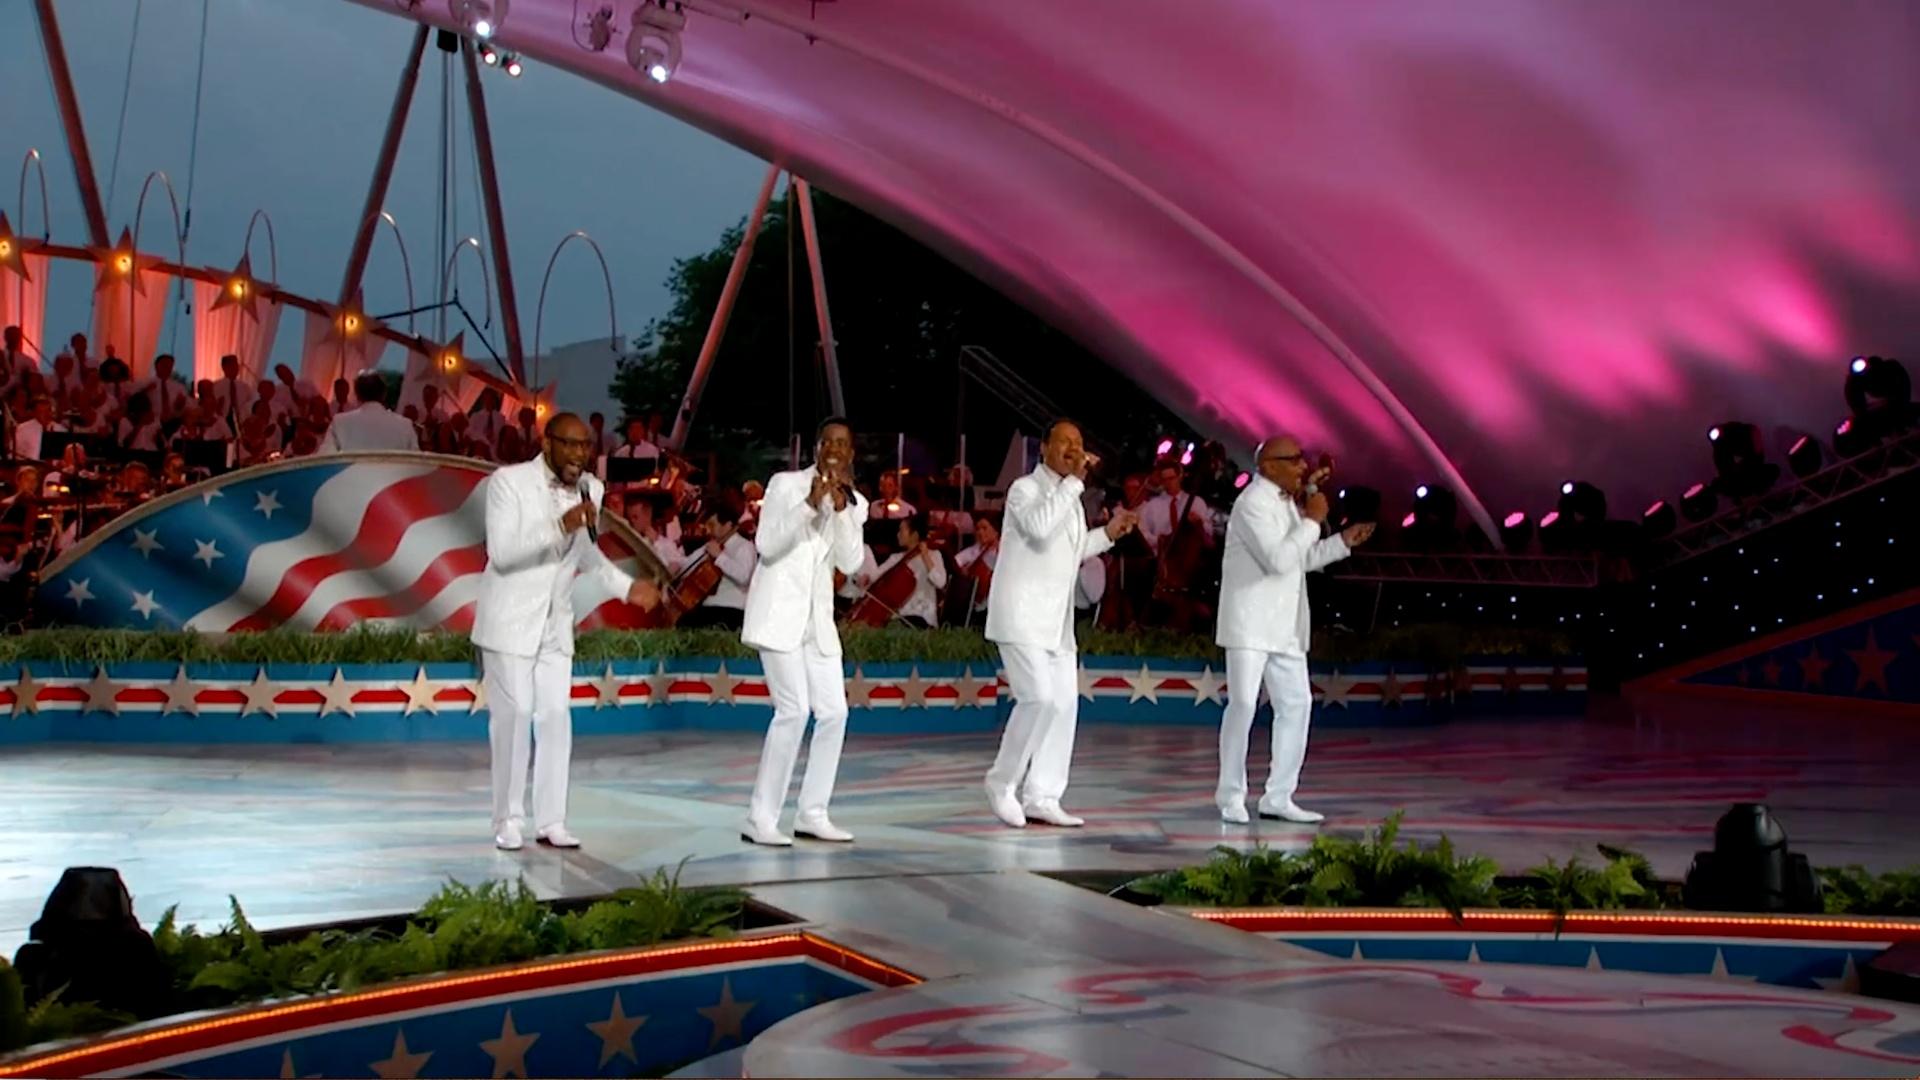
[38,453,666,633]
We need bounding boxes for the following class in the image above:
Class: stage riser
[0,658,1586,743]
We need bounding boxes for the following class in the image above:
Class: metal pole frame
[338,23,429,308]
[665,164,781,453]
[459,37,528,385]
[31,0,109,247]
[793,177,846,418]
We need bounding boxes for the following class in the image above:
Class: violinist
[677,498,756,630]
[1143,458,1218,631]
[867,512,948,629]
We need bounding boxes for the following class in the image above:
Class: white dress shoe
[739,819,794,846]
[537,826,582,848]
[1219,804,1251,825]
[986,785,1027,828]
[1023,800,1085,828]
[793,813,854,843]
[1258,800,1325,824]
[494,822,524,851]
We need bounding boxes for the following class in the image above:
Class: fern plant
[1819,864,1920,917]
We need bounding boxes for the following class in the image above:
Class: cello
[1150,490,1214,631]
[845,546,922,628]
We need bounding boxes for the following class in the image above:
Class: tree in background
[613,184,1184,486]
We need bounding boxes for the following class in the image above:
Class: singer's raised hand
[560,499,596,534]
[1302,491,1330,523]
[1341,522,1375,546]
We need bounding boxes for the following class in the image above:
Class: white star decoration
[161,665,201,716]
[644,663,673,707]
[81,666,121,715]
[65,578,94,607]
[11,669,44,715]
[695,977,756,1049]
[845,666,876,707]
[895,666,931,707]
[254,490,282,518]
[192,539,224,569]
[130,528,163,558]
[478,1009,539,1079]
[238,669,281,718]
[316,668,358,718]
[129,590,161,620]
[369,1030,432,1079]
[706,662,740,705]
[401,667,442,716]
[1077,665,1101,702]
[591,664,624,710]
[1189,665,1226,706]
[1316,671,1356,708]
[587,992,648,1067]
[200,487,224,506]
[1124,664,1160,704]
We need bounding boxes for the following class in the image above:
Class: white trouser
[483,646,575,833]
[747,637,849,827]
[985,644,1080,805]
[1217,648,1313,810]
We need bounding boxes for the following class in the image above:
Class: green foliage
[6,623,1576,665]
[0,961,26,1054]
[17,989,135,1052]
[1819,864,1920,917]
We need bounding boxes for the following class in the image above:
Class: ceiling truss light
[628,1,687,83]
[450,0,507,38]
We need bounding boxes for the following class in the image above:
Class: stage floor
[4,709,1914,954]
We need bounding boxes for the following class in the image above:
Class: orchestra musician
[950,515,999,623]
[983,419,1139,829]
[861,512,947,629]
[1214,436,1373,825]
[739,416,868,846]
[870,470,915,520]
[675,498,756,630]
[1142,458,1217,631]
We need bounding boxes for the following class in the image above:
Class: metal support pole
[665,164,780,452]
[338,23,428,308]
[793,177,846,417]
[31,0,109,246]
[459,37,527,384]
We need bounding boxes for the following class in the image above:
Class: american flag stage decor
[39,453,666,633]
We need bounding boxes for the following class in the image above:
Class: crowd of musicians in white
[478,412,1372,852]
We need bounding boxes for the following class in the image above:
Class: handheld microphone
[577,477,598,542]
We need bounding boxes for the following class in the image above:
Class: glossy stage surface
[6,706,1918,1075]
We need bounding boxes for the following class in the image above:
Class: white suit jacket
[321,403,420,453]
[472,457,633,657]
[984,464,1114,652]
[740,465,869,655]
[1215,474,1349,656]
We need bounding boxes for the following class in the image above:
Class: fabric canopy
[344,0,1920,530]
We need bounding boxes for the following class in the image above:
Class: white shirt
[12,418,62,460]
[134,375,190,421]
[870,546,948,625]
[117,418,164,452]
[321,402,421,453]
[871,496,916,521]
[699,531,757,611]
[642,532,684,576]
[838,544,878,600]
[1139,490,1216,551]
[954,542,998,610]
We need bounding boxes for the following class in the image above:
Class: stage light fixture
[1538,509,1571,552]
[450,0,507,38]
[504,53,524,76]
[627,1,686,83]
[1844,354,1912,435]
[480,42,500,65]
[1405,483,1458,550]
[1679,481,1716,522]
[1499,510,1533,550]
[1785,433,1822,478]
[1556,480,1607,526]
[1415,484,1429,499]
[1833,414,1874,457]
[1331,485,1380,529]
[1233,471,1250,489]
[1400,511,1416,529]
[1641,499,1676,538]
[1708,420,1778,499]
[1682,804,1822,913]
[1156,437,1174,456]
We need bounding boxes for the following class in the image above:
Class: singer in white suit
[1215,436,1373,825]
[983,420,1139,828]
[740,417,869,846]
[472,413,657,851]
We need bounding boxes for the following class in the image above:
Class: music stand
[180,439,230,475]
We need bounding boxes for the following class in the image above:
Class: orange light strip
[800,931,922,986]
[1187,907,1920,936]
[0,932,808,1077]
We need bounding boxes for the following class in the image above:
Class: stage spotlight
[1405,483,1459,549]
[504,53,523,76]
[1233,471,1250,489]
[1833,414,1875,457]
[1843,354,1913,435]
[480,42,500,64]
[1499,510,1533,550]
[1641,499,1676,538]
[1538,509,1572,552]
[1679,481,1716,522]
[10,867,168,1017]
[450,0,507,38]
[1682,804,1822,914]
[1332,485,1380,529]
[1556,480,1607,526]
[1709,421,1778,498]
[1400,511,1416,529]
[1785,433,1822,478]
[627,1,686,83]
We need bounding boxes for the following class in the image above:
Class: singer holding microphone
[473,412,659,851]
[1214,436,1373,825]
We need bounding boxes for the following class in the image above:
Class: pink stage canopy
[351,0,1920,529]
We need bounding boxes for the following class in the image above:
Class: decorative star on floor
[192,538,224,569]
[586,992,647,1067]
[1585,946,1604,970]
[239,668,282,718]
[162,665,201,716]
[314,668,358,718]
[277,1048,322,1078]
[12,668,44,716]
[1189,665,1226,706]
[1811,953,1861,993]
[643,662,673,707]
[401,667,442,716]
[1378,669,1405,707]
[1846,630,1897,694]
[254,490,282,519]
[201,487,224,506]
[1077,665,1102,702]
[1316,671,1356,708]
[895,666,931,707]
[591,664,624,710]
[1706,947,1759,982]
[369,1030,432,1079]
[65,577,94,608]
[81,666,121,715]
[845,666,877,708]
[129,589,161,621]
[1124,664,1159,704]
[478,1009,539,1079]
[696,977,756,1049]
[1798,646,1832,688]
[706,662,740,705]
